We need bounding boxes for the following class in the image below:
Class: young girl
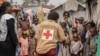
[70,33,83,56]
[58,22,70,56]
[18,14,31,56]
[19,32,29,56]
[16,23,22,56]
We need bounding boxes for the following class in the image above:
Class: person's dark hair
[87,21,96,28]
[90,21,96,28]
[72,27,77,33]
[79,17,84,21]
[60,22,67,28]
[0,2,11,19]
[63,11,70,17]
[63,28,68,36]
[79,17,84,24]
[48,11,59,20]
[90,27,97,35]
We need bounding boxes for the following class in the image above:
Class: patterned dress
[20,37,28,56]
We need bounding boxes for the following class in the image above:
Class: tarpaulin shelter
[49,0,89,22]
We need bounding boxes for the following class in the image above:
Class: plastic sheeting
[64,0,86,11]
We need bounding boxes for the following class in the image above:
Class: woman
[0,2,18,56]
[63,11,72,35]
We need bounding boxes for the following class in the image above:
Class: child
[29,27,35,56]
[16,24,22,56]
[84,22,96,56]
[19,32,29,56]
[58,22,70,56]
[89,27,98,56]
[77,17,86,43]
[70,27,81,41]
[70,33,83,56]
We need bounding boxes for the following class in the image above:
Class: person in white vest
[0,2,18,56]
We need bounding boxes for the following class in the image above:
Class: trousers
[37,48,56,56]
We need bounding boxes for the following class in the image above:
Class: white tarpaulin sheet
[64,0,86,11]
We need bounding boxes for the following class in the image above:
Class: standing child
[89,28,98,56]
[84,21,96,56]
[58,22,70,56]
[70,33,83,56]
[18,14,30,56]
[29,27,35,56]
[17,27,22,56]
[19,32,29,56]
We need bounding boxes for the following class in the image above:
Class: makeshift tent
[49,0,89,23]
[63,0,89,22]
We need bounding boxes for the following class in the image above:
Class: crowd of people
[0,1,99,56]
[58,11,98,56]
[17,11,99,56]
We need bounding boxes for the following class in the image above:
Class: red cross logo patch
[42,29,54,40]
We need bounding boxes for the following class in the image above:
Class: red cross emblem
[43,30,52,39]
[42,29,54,40]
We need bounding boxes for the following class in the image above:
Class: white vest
[0,14,17,41]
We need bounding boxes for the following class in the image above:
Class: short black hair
[87,21,96,28]
[90,27,97,34]
[79,17,84,21]
[0,1,11,19]
[72,27,77,33]
[90,22,96,27]
[48,11,59,20]
[63,11,70,17]
[60,22,66,28]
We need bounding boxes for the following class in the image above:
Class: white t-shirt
[70,41,83,55]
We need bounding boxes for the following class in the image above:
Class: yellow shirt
[36,20,65,54]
